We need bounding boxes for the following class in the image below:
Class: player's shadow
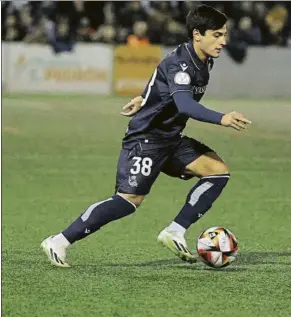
[75,259,236,273]
[93,251,291,272]
[135,251,291,268]
[123,258,248,272]
[90,258,244,272]
[235,251,291,266]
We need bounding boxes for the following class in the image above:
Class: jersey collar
[185,40,210,71]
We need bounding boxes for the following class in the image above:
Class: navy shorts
[115,136,213,195]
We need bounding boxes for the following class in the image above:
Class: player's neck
[193,42,207,63]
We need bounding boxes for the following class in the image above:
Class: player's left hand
[121,96,143,117]
[221,111,252,131]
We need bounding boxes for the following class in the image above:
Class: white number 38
[130,157,153,176]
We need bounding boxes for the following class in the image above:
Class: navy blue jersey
[123,40,214,142]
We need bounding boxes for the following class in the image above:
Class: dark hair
[186,5,227,38]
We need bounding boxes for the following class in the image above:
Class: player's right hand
[121,96,143,117]
[221,111,251,131]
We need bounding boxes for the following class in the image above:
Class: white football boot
[158,228,197,263]
[41,236,70,268]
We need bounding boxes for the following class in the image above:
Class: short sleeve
[167,61,193,96]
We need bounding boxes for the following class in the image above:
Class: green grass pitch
[2,93,291,317]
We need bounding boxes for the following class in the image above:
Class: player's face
[199,24,227,58]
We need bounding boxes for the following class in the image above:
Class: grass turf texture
[2,94,291,317]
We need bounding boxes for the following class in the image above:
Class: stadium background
[2,1,291,317]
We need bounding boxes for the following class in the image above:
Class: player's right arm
[121,95,143,117]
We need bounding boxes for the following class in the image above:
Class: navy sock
[174,174,230,229]
[62,195,136,244]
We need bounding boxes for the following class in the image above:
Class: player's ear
[193,29,201,42]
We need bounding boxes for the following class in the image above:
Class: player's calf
[42,193,146,267]
[45,194,140,251]
[172,173,230,229]
[166,152,230,238]
[62,194,140,244]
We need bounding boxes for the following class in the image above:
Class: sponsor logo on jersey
[193,85,207,94]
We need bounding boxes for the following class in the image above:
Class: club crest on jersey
[128,175,138,187]
[174,71,191,85]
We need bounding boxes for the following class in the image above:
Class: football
[196,227,238,268]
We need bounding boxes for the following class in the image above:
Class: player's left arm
[167,60,251,130]
[173,91,251,131]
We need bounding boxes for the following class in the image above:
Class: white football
[196,226,238,268]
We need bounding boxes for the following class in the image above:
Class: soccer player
[41,5,251,267]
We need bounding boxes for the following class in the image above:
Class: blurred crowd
[2,1,291,51]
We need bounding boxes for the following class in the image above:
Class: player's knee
[204,153,230,176]
[117,193,145,208]
[209,162,230,176]
[186,152,230,178]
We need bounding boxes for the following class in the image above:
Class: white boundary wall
[2,43,113,94]
[2,43,291,98]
